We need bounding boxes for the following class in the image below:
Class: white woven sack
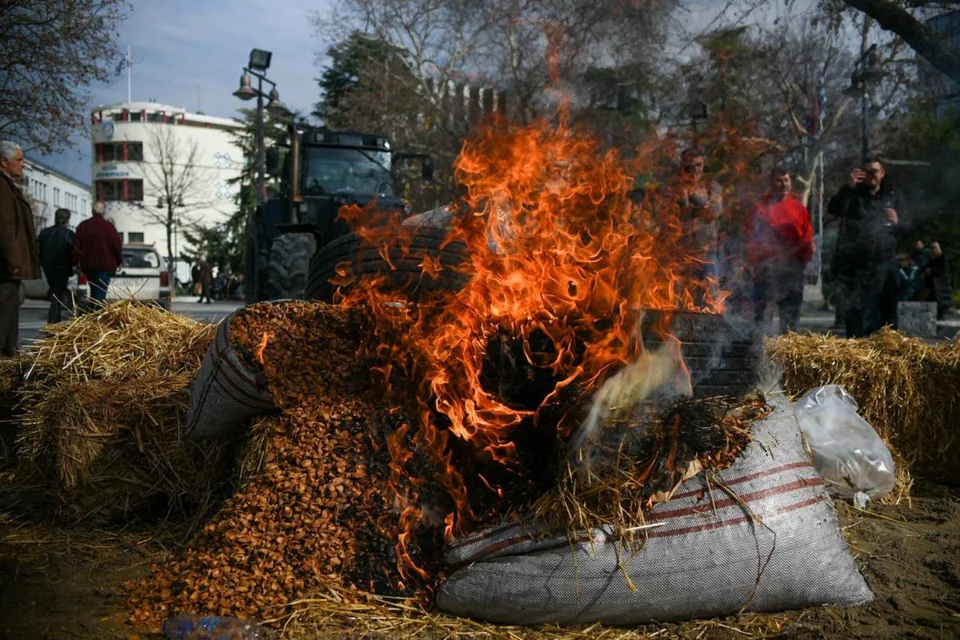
[437,393,873,624]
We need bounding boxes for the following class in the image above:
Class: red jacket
[73,214,123,275]
[743,194,814,265]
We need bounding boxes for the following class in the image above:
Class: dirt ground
[1,480,957,640]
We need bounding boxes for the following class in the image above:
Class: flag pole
[127,46,132,104]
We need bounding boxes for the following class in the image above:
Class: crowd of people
[190,259,244,302]
[0,141,127,355]
[667,149,952,337]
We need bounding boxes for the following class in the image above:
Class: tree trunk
[167,205,175,289]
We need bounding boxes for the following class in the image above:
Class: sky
[41,0,334,183]
[38,0,829,184]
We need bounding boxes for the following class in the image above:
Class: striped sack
[185,312,276,438]
[437,392,873,625]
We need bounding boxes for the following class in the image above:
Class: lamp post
[685,100,708,137]
[843,45,884,164]
[232,48,288,205]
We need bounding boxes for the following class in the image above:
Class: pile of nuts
[127,302,402,627]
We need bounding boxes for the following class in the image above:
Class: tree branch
[844,0,960,82]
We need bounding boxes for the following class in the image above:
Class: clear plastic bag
[792,384,896,500]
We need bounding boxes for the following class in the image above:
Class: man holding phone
[828,158,903,337]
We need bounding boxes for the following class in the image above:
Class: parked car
[72,244,172,310]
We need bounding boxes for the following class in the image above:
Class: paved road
[17,298,244,349]
[16,296,959,349]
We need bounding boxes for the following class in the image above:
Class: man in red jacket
[743,168,814,334]
[72,201,122,304]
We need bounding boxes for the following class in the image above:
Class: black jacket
[38,224,75,280]
[828,182,904,272]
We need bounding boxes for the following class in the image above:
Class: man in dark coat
[38,208,75,323]
[197,256,214,304]
[72,201,122,304]
[828,158,904,338]
[0,141,41,356]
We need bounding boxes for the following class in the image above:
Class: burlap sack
[185,311,276,438]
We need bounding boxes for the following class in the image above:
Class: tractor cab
[246,126,433,302]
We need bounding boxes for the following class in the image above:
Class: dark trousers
[0,279,20,357]
[837,260,899,338]
[198,283,213,303]
[751,260,805,334]
[47,274,70,324]
[86,270,111,303]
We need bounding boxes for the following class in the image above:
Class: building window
[128,179,144,201]
[95,179,144,202]
[128,232,145,243]
[53,188,60,206]
[97,143,116,162]
[127,142,144,161]
[97,142,144,162]
[98,180,120,201]
[130,111,142,122]
[147,112,161,123]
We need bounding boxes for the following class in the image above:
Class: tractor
[245,124,440,303]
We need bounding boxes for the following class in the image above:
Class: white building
[89,101,245,277]
[23,158,93,231]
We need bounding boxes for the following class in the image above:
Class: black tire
[641,311,762,398]
[306,227,468,302]
[245,210,276,304]
[265,233,317,301]
[244,224,260,305]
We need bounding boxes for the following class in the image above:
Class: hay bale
[766,328,960,486]
[6,301,231,524]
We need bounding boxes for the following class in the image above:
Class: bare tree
[138,126,219,281]
[0,0,129,153]
[311,0,677,129]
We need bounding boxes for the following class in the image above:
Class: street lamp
[232,48,289,206]
[843,45,884,164]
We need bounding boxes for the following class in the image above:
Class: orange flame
[337,114,729,582]
[255,331,271,364]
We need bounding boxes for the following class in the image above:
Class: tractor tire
[245,210,277,304]
[306,227,468,302]
[265,233,317,301]
[640,311,763,398]
[244,228,260,305]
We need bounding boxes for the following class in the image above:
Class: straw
[765,327,960,498]
[5,301,231,525]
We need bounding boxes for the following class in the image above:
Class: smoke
[569,323,691,472]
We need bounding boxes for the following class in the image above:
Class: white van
[74,244,172,310]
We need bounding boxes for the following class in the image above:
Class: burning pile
[127,302,406,626]
[2,302,227,524]
[333,115,741,578]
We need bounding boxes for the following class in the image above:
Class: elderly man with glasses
[828,157,905,338]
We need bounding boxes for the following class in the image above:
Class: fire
[336,114,728,582]
[255,331,271,364]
